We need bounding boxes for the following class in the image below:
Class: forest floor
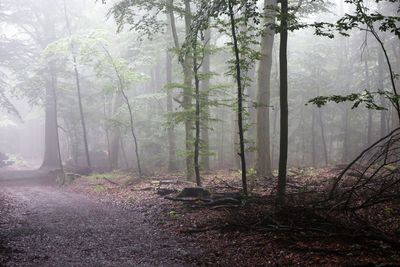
[0,168,399,266]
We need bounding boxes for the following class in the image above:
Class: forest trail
[0,173,203,267]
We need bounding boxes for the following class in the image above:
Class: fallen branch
[210,204,240,210]
[164,196,212,203]
[221,180,241,190]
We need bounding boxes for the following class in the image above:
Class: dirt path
[0,173,204,267]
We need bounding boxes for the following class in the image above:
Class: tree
[169,0,195,180]
[165,13,177,172]
[227,0,248,195]
[63,0,92,169]
[255,0,276,177]
[200,28,211,172]
[102,47,143,178]
[109,0,196,180]
[310,0,400,122]
[2,0,64,171]
[276,0,289,206]
[307,0,400,196]
[193,35,202,186]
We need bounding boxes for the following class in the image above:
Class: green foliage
[86,172,121,181]
[44,31,109,63]
[0,37,24,119]
[106,0,167,37]
[168,210,180,218]
[44,30,147,89]
[307,90,388,111]
[312,0,400,39]
[94,184,107,193]
[247,167,256,178]
[0,91,21,120]
[308,0,400,120]
[5,153,27,167]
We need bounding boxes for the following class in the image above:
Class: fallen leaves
[64,168,400,266]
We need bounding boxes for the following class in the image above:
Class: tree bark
[102,46,142,178]
[63,0,91,169]
[103,95,112,170]
[228,0,247,195]
[255,0,276,177]
[183,0,194,180]
[378,49,388,137]
[166,13,177,172]
[41,69,62,170]
[168,0,194,180]
[72,54,91,169]
[193,40,201,186]
[341,108,350,163]
[109,91,123,170]
[277,0,288,207]
[364,54,373,146]
[200,28,211,172]
[317,109,329,166]
[40,5,61,171]
[311,108,316,166]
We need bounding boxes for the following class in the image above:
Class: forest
[0,0,399,266]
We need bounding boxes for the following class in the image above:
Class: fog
[0,0,397,175]
[0,0,399,265]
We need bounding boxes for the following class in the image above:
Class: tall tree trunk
[193,40,201,186]
[337,0,351,164]
[341,109,350,163]
[109,91,123,170]
[41,62,63,177]
[217,110,225,168]
[41,69,62,170]
[63,0,91,169]
[200,28,211,172]
[120,87,142,177]
[277,0,288,207]
[317,109,329,166]
[50,65,64,180]
[40,9,61,171]
[228,0,247,195]
[301,113,306,166]
[168,0,194,180]
[183,0,194,180]
[391,43,400,129]
[271,102,278,168]
[166,13,177,172]
[378,49,388,137]
[364,54,373,146]
[120,136,129,170]
[255,0,276,177]
[311,108,316,166]
[72,55,91,168]
[102,47,142,178]
[103,95,112,170]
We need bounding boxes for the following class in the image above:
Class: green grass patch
[94,184,106,193]
[85,171,123,182]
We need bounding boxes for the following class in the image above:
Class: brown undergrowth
[67,168,400,266]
